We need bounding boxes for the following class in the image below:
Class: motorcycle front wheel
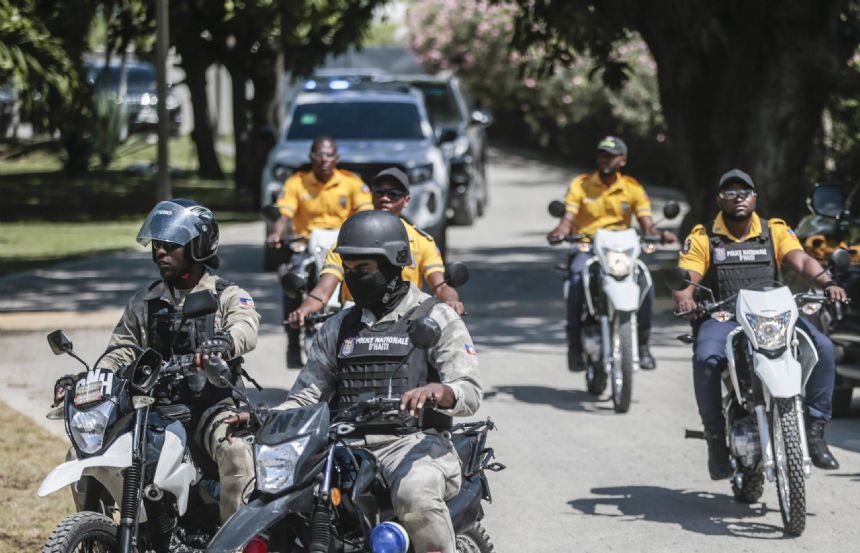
[456,522,495,553]
[43,511,118,553]
[611,313,634,413]
[771,397,806,536]
[586,361,607,396]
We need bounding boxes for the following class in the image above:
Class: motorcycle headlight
[289,240,308,253]
[603,248,634,277]
[255,436,309,494]
[745,311,792,351]
[69,401,114,454]
[406,164,434,184]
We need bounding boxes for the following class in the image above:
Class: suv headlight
[255,436,309,494]
[69,401,114,454]
[603,248,634,277]
[407,164,434,184]
[745,311,792,351]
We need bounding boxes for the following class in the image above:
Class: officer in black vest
[273,210,482,553]
[673,170,847,479]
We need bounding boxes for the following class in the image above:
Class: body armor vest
[703,218,778,302]
[146,278,243,407]
[334,298,452,432]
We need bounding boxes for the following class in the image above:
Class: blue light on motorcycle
[369,522,409,553]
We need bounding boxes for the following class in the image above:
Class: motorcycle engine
[729,418,761,468]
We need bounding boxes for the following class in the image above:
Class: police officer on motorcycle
[272,210,481,553]
[547,136,676,371]
[88,199,260,523]
[673,169,847,479]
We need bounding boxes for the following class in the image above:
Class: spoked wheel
[456,522,494,553]
[731,466,765,504]
[43,511,118,553]
[772,397,806,535]
[611,313,634,413]
[586,361,607,396]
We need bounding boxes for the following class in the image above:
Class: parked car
[0,84,14,138]
[85,60,182,135]
[261,77,450,270]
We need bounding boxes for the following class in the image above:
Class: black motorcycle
[204,318,503,553]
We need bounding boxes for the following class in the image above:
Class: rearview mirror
[182,290,219,319]
[129,348,163,393]
[664,267,692,291]
[662,201,681,220]
[47,330,74,356]
[278,266,307,299]
[261,204,282,222]
[444,262,470,288]
[809,184,844,219]
[548,200,566,218]
[204,356,232,389]
[408,317,442,350]
[829,248,851,276]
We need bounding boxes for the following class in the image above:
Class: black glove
[197,334,234,358]
[53,373,80,406]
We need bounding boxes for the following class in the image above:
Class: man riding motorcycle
[266,136,373,367]
[287,167,465,328]
[547,136,676,371]
[258,209,480,553]
[672,169,847,479]
[56,199,261,523]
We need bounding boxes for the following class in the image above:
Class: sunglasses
[152,240,181,251]
[718,189,755,201]
[371,187,408,200]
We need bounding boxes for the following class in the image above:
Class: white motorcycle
[549,201,679,413]
[668,269,837,535]
[39,291,229,552]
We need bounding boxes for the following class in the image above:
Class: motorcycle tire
[611,313,634,414]
[586,362,607,396]
[731,468,765,504]
[772,397,806,536]
[43,511,118,553]
[456,522,494,553]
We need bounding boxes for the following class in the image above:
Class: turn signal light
[331,487,342,506]
[244,537,268,553]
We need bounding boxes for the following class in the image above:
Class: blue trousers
[566,249,654,330]
[693,317,835,432]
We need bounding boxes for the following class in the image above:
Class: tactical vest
[334,298,452,432]
[146,278,243,406]
[703,218,778,302]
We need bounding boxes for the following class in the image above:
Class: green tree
[505,0,860,227]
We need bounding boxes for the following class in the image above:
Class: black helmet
[137,199,220,267]
[334,210,411,267]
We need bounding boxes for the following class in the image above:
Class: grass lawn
[0,401,75,552]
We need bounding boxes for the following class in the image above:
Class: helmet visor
[136,201,201,247]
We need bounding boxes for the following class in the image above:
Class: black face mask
[345,270,390,308]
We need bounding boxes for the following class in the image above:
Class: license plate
[74,381,105,406]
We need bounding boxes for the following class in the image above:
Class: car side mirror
[809,183,844,219]
[437,128,458,144]
[662,201,681,220]
[830,248,851,276]
[204,356,232,389]
[408,317,442,350]
[182,290,219,319]
[47,329,74,356]
[278,266,307,299]
[261,204,282,222]
[444,262,470,288]
[548,200,566,218]
[664,267,692,291]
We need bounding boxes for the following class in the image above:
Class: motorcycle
[548,200,680,413]
[38,290,234,553]
[203,316,503,553]
[666,262,846,536]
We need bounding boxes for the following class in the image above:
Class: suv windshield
[411,83,462,128]
[287,102,426,140]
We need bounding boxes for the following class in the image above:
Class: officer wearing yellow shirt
[547,136,676,371]
[287,168,464,329]
[672,168,847,479]
[266,136,372,367]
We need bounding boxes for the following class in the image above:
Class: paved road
[2,148,859,552]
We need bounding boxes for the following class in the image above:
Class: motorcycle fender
[602,277,640,312]
[207,486,315,553]
[795,328,819,388]
[153,420,198,516]
[753,352,802,398]
[37,432,133,497]
[724,327,745,403]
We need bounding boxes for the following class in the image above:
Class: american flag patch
[239,297,255,307]
[464,344,476,356]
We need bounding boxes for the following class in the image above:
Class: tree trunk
[228,64,252,194]
[247,50,281,207]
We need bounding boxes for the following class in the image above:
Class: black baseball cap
[596,136,628,156]
[718,169,755,191]
[372,167,410,191]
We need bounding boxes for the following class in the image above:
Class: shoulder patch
[681,238,692,254]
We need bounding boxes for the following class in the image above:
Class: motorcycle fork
[600,314,612,374]
[795,395,812,477]
[119,405,150,553]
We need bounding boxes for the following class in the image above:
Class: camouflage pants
[197,407,255,523]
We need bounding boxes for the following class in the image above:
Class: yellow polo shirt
[563,172,653,236]
[275,169,372,237]
[678,212,803,276]
[321,219,445,301]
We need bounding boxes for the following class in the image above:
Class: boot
[704,429,733,480]
[807,417,840,470]
[567,328,585,372]
[286,331,303,369]
[639,328,656,370]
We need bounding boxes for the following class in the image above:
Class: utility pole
[155,0,171,200]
